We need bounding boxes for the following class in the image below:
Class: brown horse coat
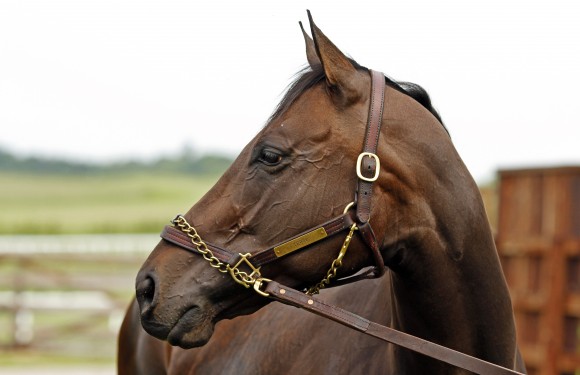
[120,12,526,375]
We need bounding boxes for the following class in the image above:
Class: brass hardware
[229,253,262,288]
[274,227,328,257]
[306,223,358,295]
[253,278,272,297]
[356,152,380,182]
[343,201,355,214]
[173,215,230,275]
[172,215,266,294]
[308,299,314,305]
[280,289,286,294]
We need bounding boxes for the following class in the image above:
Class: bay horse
[119,12,526,374]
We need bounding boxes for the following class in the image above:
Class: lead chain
[306,223,358,295]
[172,215,229,274]
[173,216,263,288]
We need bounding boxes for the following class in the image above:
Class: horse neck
[371,91,517,370]
[384,169,517,372]
[390,223,515,373]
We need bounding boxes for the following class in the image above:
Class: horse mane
[270,60,446,131]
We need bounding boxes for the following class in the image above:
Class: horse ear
[307,10,362,104]
[299,21,321,68]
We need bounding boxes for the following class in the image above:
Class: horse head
[135,13,518,371]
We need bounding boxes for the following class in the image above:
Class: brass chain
[172,215,268,290]
[172,215,263,289]
[173,215,230,274]
[306,223,358,295]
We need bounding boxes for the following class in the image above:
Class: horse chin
[169,307,217,348]
[165,294,270,348]
[141,305,217,349]
[167,315,215,349]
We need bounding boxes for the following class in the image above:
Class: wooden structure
[496,166,580,375]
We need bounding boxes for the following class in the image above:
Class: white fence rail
[0,234,153,357]
[0,234,159,254]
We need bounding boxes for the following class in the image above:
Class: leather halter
[159,70,523,375]
[162,70,386,287]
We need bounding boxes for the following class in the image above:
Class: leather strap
[264,280,524,375]
[355,222,385,278]
[162,207,386,285]
[356,70,385,223]
[251,213,355,267]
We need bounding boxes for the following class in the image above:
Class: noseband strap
[161,211,358,269]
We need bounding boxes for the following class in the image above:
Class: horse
[119,12,527,374]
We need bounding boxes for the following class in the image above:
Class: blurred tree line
[0,147,233,175]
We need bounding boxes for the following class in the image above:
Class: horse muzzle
[135,256,219,348]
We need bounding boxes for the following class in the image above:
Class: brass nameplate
[274,227,328,257]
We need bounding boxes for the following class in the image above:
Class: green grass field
[0,172,222,234]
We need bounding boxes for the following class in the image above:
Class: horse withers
[119,12,526,375]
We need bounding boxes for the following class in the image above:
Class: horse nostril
[136,276,157,313]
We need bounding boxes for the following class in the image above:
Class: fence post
[11,256,34,348]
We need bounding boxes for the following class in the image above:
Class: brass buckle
[356,152,380,182]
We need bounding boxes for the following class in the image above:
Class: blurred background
[0,1,579,374]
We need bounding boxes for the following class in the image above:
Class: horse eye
[259,149,283,165]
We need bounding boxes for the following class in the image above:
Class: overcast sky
[1,0,578,182]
